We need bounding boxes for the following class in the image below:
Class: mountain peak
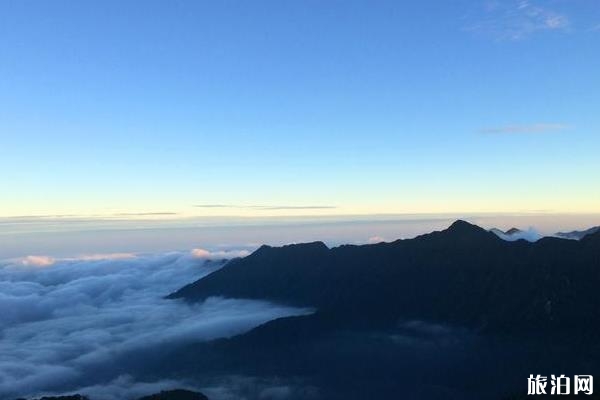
[442,220,496,242]
[447,219,482,233]
[282,241,329,251]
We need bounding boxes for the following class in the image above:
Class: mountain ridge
[169,220,600,334]
[17,389,208,400]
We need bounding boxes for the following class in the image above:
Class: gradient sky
[1,0,599,219]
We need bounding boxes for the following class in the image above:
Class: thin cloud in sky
[1,214,79,220]
[466,0,569,40]
[256,206,338,210]
[0,212,179,223]
[193,205,233,208]
[194,204,337,210]
[112,212,179,216]
[480,123,570,134]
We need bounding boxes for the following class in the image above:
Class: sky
[1,0,600,251]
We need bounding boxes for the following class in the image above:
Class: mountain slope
[169,220,600,334]
[20,390,208,400]
[556,226,600,240]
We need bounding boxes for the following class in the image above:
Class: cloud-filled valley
[0,250,311,399]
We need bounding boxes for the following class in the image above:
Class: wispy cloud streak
[194,204,337,210]
[112,212,178,216]
[480,123,570,134]
[466,1,569,40]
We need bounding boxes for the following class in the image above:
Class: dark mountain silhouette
[19,389,208,400]
[18,396,89,400]
[137,389,208,400]
[491,227,523,236]
[489,227,505,235]
[169,220,600,334]
[40,221,597,400]
[156,221,600,399]
[556,226,600,240]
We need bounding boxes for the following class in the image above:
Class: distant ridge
[556,226,600,240]
[137,389,209,400]
[490,225,600,242]
[19,390,209,400]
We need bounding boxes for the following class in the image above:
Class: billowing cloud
[70,253,138,261]
[13,253,138,267]
[491,227,542,242]
[191,248,250,260]
[0,250,311,399]
[19,255,56,267]
[190,249,212,258]
[367,236,386,244]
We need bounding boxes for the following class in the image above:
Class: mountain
[491,225,600,242]
[489,227,505,236]
[555,226,600,240]
[505,227,522,235]
[489,226,541,242]
[170,220,600,334]
[490,227,522,236]
[18,396,88,400]
[158,221,600,399]
[137,390,208,400]
[19,390,208,400]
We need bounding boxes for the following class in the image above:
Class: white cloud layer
[367,236,386,244]
[190,248,251,259]
[0,250,311,399]
[491,227,542,242]
[19,255,56,267]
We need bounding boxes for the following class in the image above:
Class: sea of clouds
[0,249,312,399]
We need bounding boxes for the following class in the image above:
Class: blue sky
[1,0,599,219]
